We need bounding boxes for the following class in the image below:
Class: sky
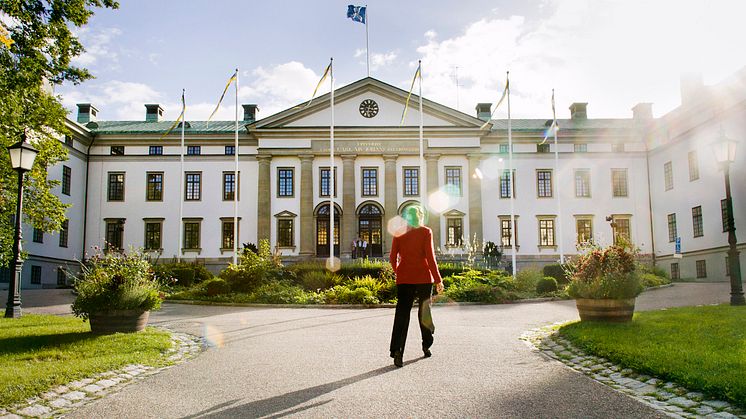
[55,0,746,123]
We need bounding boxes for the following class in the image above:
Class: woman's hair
[402,205,424,227]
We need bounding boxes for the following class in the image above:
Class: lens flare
[203,324,224,348]
[428,190,450,213]
[479,155,506,181]
[387,215,409,237]
[326,256,341,272]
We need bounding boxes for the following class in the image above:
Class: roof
[87,120,241,134]
[488,118,636,131]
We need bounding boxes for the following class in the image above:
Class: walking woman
[389,205,444,368]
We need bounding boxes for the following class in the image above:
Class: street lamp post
[5,134,39,318]
[711,130,745,306]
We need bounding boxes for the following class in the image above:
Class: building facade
[4,71,745,288]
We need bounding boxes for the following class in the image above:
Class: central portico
[249,77,487,260]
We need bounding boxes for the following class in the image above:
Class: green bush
[543,263,568,285]
[640,272,671,288]
[438,262,469,278]
[444,280,510,303]
[220,239,286,292]
[203,278,231,296]
[568,271,643,299]
[515,268,543,293]
[324,285,379,304]
[299,270,336,290]
[249,281,324,304]
[153,262,213,287]
[638,263,670,279]
[71,249,162,320]
[337,259,388,280]
[536,276,558,294]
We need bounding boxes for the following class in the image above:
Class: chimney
[475,103,492,122]
[242,104,259,123]
[632,103,653,120]
[569,102,588,120]
[145,104,164,122]
[680,73,703,106]
[76,103,99,124]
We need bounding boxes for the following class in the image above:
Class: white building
[5,70,745,288]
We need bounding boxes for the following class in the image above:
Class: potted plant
[71,247,164,334]
[564,240,644,322]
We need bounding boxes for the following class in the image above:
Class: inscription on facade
[313,140,421,154]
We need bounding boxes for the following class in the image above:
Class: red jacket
[389,226,443,285]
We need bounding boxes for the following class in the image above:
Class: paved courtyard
[2,282,732,418]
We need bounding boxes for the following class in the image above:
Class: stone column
[299,154,315,257]
[341,154,357,259]
[425,153,441,251]
[256,155,272,244]
[468,153,484,251]
[383,154,398,254]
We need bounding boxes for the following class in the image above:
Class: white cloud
[72,27,122,69]
[416,0,746,118]
[61,61,328,121]
[237,61,328,118]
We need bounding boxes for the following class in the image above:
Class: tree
[0,1,118,266]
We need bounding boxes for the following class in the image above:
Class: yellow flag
[480,76,510,130]
[207,70,238,126]
[160,90,185,140]
[299,61,332,110]
[399,63,421,126]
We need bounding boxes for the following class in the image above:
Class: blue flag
[347,5,366,24]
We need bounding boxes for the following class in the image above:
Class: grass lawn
[0,314,173,408]
[559,305,746,407]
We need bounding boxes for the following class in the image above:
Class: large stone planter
[575,298,636,322]
[89,310,150,334]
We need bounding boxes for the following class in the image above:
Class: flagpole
[178,89,185,263]
[365,5,370,77]
[553,89,564,264]
[507,72,516,277]
[418,60,425,213]
[233,68,239,265]
[329,58,335,267]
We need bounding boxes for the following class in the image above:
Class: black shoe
[423,348,432,358]
[393,350,403,368]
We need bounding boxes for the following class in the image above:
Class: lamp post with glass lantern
[5,134,39,318]
[711,129,745,306]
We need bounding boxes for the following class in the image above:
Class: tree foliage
[0,0,118,266]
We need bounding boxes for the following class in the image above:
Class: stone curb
[0,329,203,419]
[521,324,745,419]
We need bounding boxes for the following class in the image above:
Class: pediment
[443,209,466,217]
[253,78,486,129]
[274,210,297,218]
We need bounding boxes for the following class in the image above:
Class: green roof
[87,120,242,134]
[489,118,636,131]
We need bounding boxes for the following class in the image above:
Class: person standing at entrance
[389,205,444,368]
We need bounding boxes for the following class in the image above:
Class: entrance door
[316,206,340,257]
[358,204,383,257]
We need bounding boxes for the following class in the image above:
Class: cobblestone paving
[522,324,746,419]
[0,331,202,419]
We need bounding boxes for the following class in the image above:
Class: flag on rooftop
[160,90,185,140]
[480,76,510,130]
[301,60,332,110]
[540,90,558,144]
[347,5,366,24]
[207,70,238,126]
[400,62,421,126]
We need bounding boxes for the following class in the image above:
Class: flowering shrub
[565,241,643,299]
[71,248,163,320]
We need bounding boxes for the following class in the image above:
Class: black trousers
[389,283,434,355]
